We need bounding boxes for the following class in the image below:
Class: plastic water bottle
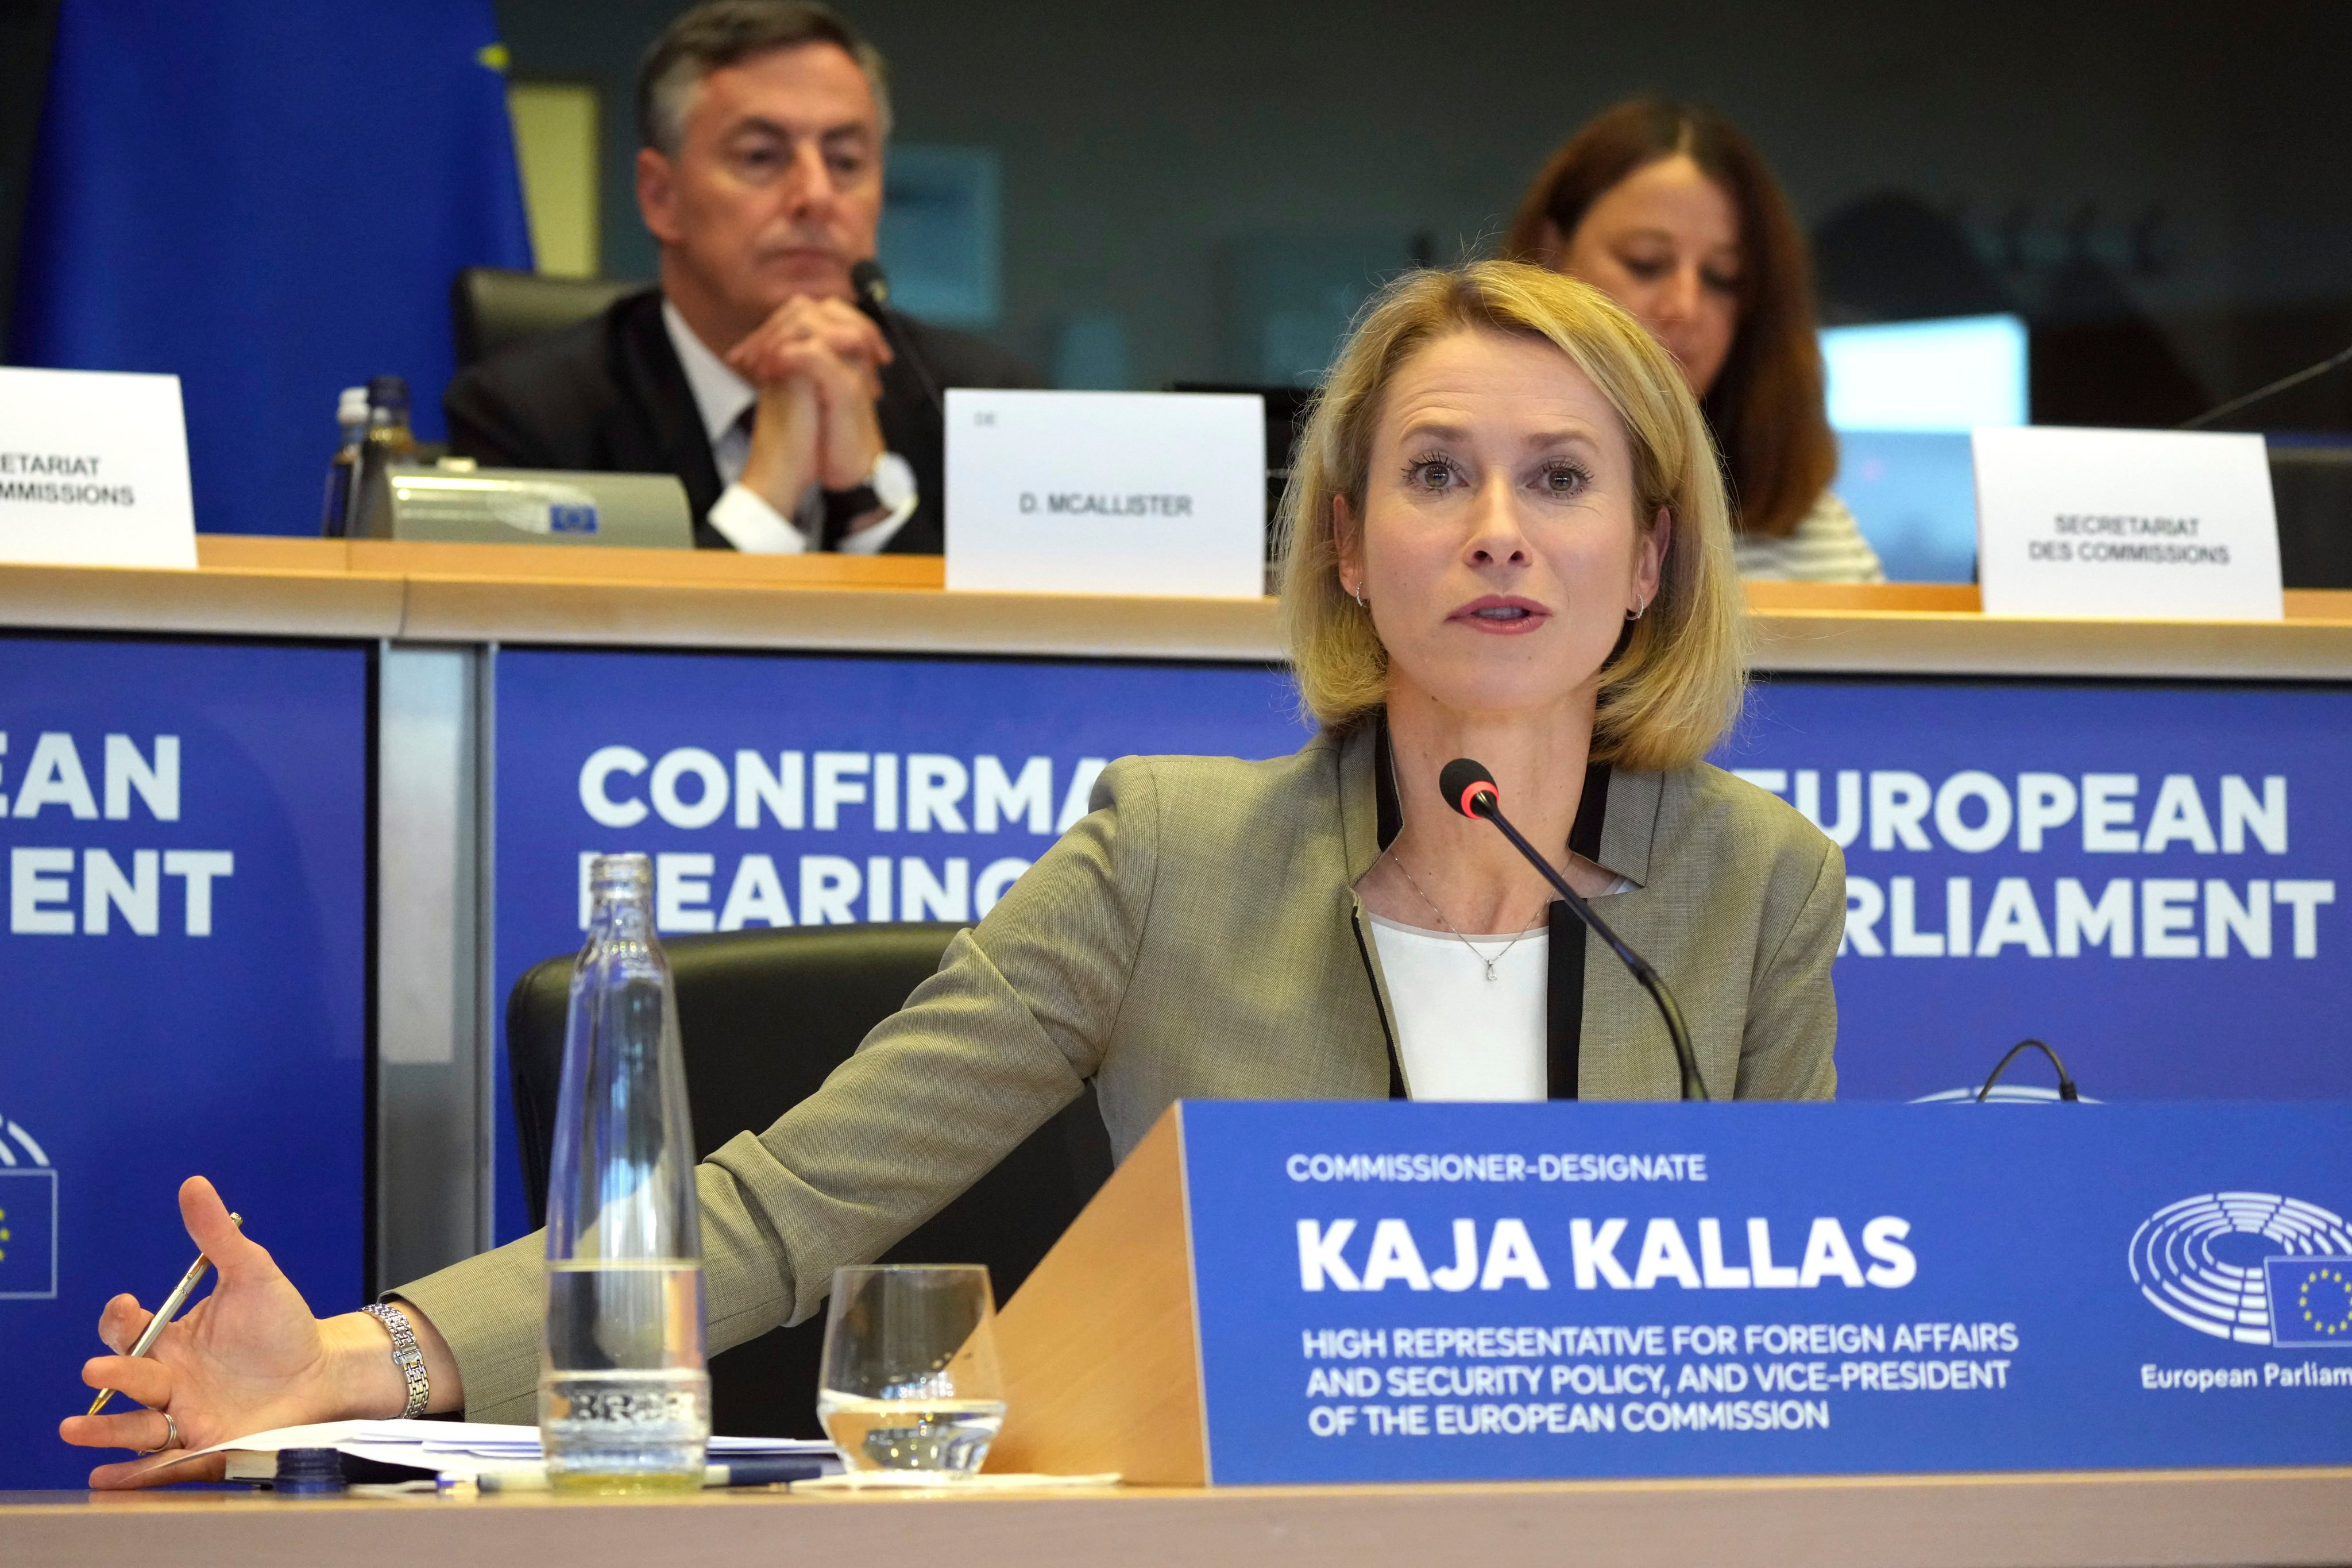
[540,853,709,1494]
[318,386,368,538]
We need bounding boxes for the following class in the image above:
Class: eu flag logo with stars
[0,1169,59,1300]
[2266,1257,2352,1347]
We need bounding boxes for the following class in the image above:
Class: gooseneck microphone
[1439,758,1711,1100]
[2179,338,2352,430]
[849,258,944,416]
[1974,1037,2081,1103]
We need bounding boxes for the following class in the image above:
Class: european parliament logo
[0,1111,57,1300]
[2130,1192,2352,1347]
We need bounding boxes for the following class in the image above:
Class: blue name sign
[1176,1101,2352,1483]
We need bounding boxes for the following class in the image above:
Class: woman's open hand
[56,1176,414,1488]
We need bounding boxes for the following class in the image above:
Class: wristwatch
[364,1301,431,1418]
[820,451,918,547]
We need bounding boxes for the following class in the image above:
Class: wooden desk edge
[8,1465,2351,1568]
[0,544,2347,679]
[395,577,1288,661]
[1749,608,2352,680]
[9,1461,2350,1509]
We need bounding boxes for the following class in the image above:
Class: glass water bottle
[540,853,709,1493]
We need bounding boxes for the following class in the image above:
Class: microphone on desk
[2179,338,2352,430]
[849,258,945,417]
[1439,758,1711,1101]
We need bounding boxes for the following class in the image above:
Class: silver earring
[1352,585,1366,607]
[1625,597,1646,623]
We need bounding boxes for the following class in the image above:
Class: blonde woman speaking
[66,262,1840,1474]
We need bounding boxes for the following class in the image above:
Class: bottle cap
[588,853,654,902]
[337,387,369,424]
[365,374,411,420]
[272,1446,347,1493]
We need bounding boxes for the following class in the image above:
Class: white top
[1369,915,1550,1101]
[661,300,916,555]
[1732,490,1886,584]
[1368,868,1633,1102]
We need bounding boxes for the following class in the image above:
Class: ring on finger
[136,1410,180,1456]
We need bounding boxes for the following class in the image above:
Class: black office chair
[507,922,1114,1438]
[2270,443,2352,590]
[1171,381,1312,556]
[451,267,640,372]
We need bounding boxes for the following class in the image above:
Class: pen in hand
[86,1212,243,1418]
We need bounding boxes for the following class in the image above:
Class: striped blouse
[1731,491,1887,584]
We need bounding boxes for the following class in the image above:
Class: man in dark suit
[445,1,1039,554]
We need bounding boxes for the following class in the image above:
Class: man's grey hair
[637,0,893,156]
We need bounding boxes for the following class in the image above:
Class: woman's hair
[1502,97,1835,542]
[1277,261,1747,774]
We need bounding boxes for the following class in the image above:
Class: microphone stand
[1465,794,1712,1102]
[849,260,944,416]
[2179,339,2352,430]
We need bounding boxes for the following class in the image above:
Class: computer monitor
[1818,313,2029,584]
[1821,314,2028,432]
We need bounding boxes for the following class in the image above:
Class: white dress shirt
[661,300,916,555]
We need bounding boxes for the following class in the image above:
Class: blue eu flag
[9,1,532,537]
[2266,1257,2352,1347]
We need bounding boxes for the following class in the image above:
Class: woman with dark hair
[1506,98,1883,583]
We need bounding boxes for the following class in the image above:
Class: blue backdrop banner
[1717,679,2351,1101]
[1178,1099,2352,1484]
[491,647,1312,1242]
[9,0,532,535]
[0,635,370,1489]
[491,654,2352,1235]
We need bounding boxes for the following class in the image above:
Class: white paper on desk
[0,366,198,569]
[167,1418,836,1480]
[1971,425,2283,620]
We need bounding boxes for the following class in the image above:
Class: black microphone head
[1439,758,1499,819]
[848,258,889,311]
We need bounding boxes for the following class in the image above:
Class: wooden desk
[6,544,2350,1499]
[0,535,2348,678]
[5,1467,2351,1568]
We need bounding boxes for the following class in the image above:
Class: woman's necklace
[1385,850,1536,982]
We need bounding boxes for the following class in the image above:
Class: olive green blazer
[399,723,1842,1420]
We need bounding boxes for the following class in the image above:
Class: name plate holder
[0,366,196,569]
[990,1100,2352,1485]
[943,389,1266,599]
[1971,426,2283,620]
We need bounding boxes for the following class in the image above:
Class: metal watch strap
[363,1301,430,1419]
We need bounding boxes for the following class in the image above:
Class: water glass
[816,1265,1006,1476]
